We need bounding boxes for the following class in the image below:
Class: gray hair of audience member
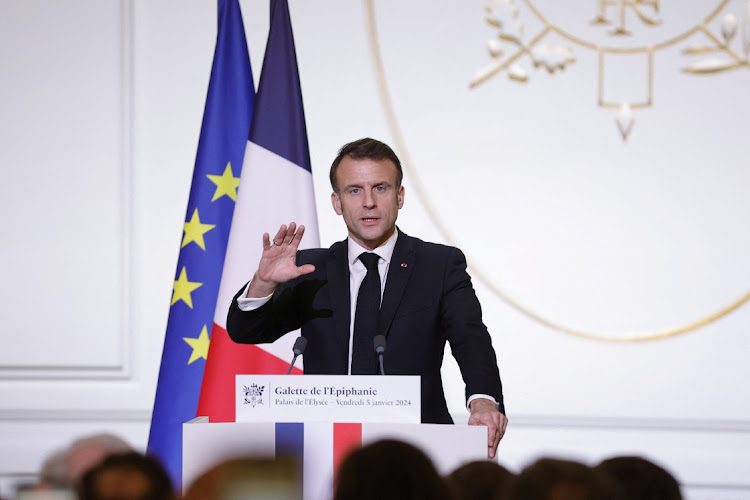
[446,460,515,500]
[183,456,300,500]
[334,439,452,500]
[595,456,682,500]
[508,457,625,500]
[79,451,175,500]
[63,433,133,484]
[38,448,68,487]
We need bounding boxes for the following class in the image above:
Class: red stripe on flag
[333,423,362,487]
[196,323,302,422]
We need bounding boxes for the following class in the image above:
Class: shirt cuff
[467,394,499,412]
[236,282,273,311]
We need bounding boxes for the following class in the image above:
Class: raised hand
[247,222,316,298]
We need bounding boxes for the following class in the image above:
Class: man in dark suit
[227,138,507,457]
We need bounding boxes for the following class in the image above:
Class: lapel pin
[401,263,407,267]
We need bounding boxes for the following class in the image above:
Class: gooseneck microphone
[286,336,308,374]
[374,334,387,376]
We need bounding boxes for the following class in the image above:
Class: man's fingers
[291,225,306,246]
[488,426,500,459]
[270,222,306,247]
[468,408,506,459]
[283,222,297,244]
[487,424,497,446]
[271,224,288,246]
[297,263,316,277]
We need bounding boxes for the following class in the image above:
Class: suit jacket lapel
[379,231,415,337]
[327,239,351,348]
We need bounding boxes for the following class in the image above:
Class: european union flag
[147,0,254,487]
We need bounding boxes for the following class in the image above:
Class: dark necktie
[352,252,381,374]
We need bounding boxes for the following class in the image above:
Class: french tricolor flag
[183,422,361,499]
[197,0,320,422]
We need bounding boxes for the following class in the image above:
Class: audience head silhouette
[79,452,174,500]
[447,460,515,500]
[595,455,682,500]
[183,456,300,500]
[509,457,624,500]
[334,439,451,500]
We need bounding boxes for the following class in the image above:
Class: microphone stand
[286,336,307,374]
[374,334,387,376]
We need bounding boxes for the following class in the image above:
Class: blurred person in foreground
[33,433,132,490]
[446,460,515,500]
[595,455,682,500]
[334,439,452,500]
[79,452,174,500]
[182,456,300,500]
[508,457,625,500]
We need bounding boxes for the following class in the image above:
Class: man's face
[331,156,404,250]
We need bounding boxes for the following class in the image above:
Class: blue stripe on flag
[276,422,305,483]
[249,0,312,172]
[147,0,254,488]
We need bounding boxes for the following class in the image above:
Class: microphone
[374,334,386,376]
[286,336,307,374]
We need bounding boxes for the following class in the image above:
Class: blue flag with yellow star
[147,0,254,487]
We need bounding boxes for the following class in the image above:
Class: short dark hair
[595,456,682,500]
[79,452,175,500]
[334,439,451,500]
[509,458,625,500]
[329,138,403,193]
[446,460,515,500]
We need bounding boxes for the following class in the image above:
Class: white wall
[1,0,748,498]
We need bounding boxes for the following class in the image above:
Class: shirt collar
[347,228,399,267]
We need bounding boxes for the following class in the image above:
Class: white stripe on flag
[214,141,320,362]
[182,421,276,491]
[304,422,334,500]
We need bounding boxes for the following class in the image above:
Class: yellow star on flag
[171,267,203,308]
[207,162,240,202]
[183,325,210,365]
[182,208,215,250]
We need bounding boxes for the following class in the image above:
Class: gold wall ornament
[364,0,750,342]
[470,0,574,89]
[681,2,750,73]
[591,0,662,36]
[615,103,635,140]
[471,0,735,140]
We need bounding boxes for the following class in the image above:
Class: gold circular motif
[524,0,730,54]
[364,0,750,342]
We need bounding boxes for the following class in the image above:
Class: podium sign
[236,375,420,423]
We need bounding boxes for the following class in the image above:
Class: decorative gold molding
[471,0,749,139]
[364,0,750,342]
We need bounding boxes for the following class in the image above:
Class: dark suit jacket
[227,231,504,424]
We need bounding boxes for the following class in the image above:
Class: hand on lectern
[468,398,508,459]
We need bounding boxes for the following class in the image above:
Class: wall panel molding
[507,414,750,433]
[0,409,150,423]
[0,0,136,382]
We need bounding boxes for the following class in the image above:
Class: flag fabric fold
[197,0,320,424]
[147,0,255,487]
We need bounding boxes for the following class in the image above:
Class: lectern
[183,375,489,499]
